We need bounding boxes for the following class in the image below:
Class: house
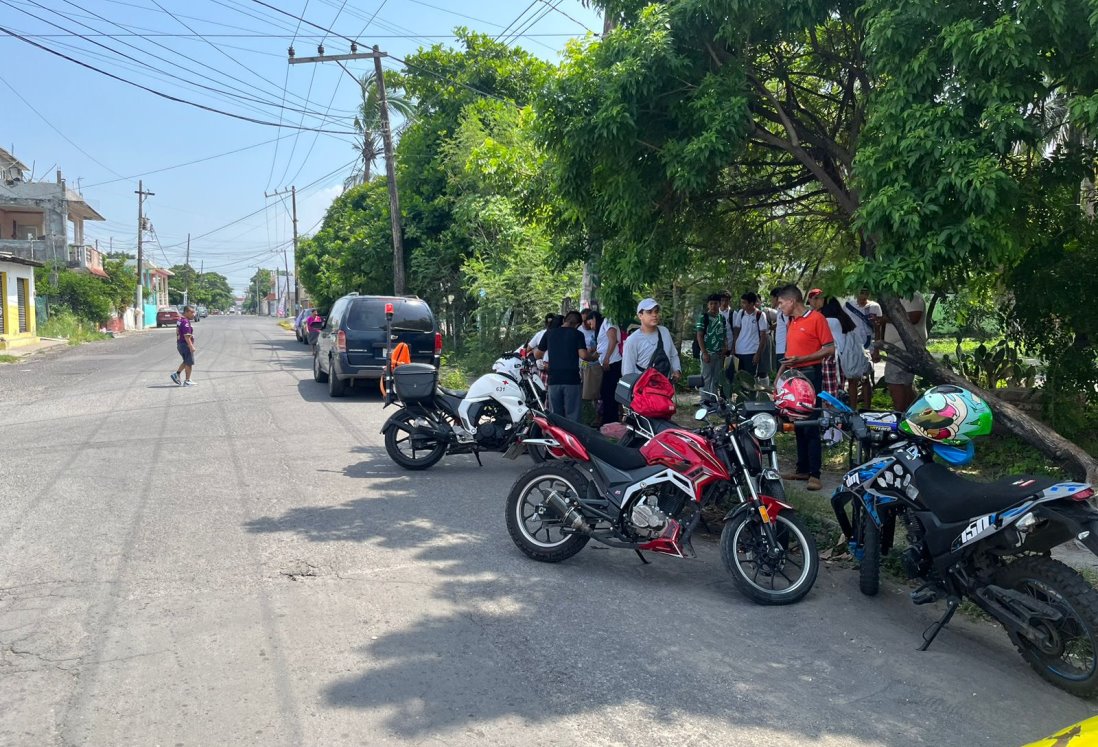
[0,251,43,350]
[0,147,107,278]
[123,258,173,329]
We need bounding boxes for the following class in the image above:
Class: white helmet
[491,354,523,382]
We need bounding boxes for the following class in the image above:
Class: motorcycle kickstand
[918,596,960,652]
[473,449,483,467]
[634,549,650,565]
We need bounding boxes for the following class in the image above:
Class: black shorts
[177,342,194,366]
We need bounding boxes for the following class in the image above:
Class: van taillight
[434,332,443,354]
[336,330,347,352]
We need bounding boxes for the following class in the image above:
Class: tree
[344,71,415,191]
[243,268,276,313]
[539,0,1098,479]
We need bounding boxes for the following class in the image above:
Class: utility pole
[183,233,191,310]
[266,186,299,315]
[134,180,154,328]
[291,186,299,309]
[289,45,404,294]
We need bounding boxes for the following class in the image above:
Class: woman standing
[594,312,623,426]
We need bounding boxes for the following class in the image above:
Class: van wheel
[328,356,347,397]
[313,351,328,383]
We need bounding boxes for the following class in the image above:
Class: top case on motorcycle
[544,412,649,471]
[913,462,1058,523]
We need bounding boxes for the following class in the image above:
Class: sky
[0,0,603,295]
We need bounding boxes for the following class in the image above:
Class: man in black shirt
[536,310,593,421]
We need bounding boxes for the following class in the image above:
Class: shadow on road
[296,377,385,403]
[234,448,1082,745]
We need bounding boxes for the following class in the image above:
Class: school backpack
[838,331,872,380]
[629,367,677,419]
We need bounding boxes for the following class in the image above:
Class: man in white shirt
[875,293,927,411]
[595,315,623,424]
[844,289,881,350]
[769,287,791,370]
[622,298,681,379]
[731,292,769,378]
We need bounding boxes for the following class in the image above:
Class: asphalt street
[0,316,1094,746]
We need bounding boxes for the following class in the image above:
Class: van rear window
[345,300,434,332]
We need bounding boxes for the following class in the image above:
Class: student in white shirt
[731,292,769,377]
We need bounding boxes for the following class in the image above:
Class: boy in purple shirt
[170,306,197,386]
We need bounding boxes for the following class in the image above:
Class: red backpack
[630,368,676,419]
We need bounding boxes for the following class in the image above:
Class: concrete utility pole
[289,45,404,294]
[134,181,154,328]
[266,186,300,312]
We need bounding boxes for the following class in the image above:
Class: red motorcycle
[506,409,819,605]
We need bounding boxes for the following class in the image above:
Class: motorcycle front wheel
[505,462,590,563]
[858,509,881,597]
[721,508,819,605]
[993,556,1098,697]
[383,409,448,470]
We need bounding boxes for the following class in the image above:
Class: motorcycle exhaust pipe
[545,491,589,532]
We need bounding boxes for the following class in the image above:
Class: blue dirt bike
[810,387,1098,697]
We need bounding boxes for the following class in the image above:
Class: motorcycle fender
[723,496,792,523]
[379,406,435,436]
[1032,503,1098,556]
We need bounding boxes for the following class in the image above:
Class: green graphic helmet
[899,385,993,446]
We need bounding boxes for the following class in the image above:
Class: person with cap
[775,285,834,491]
[695,293,727,396]
[622,298,681,380]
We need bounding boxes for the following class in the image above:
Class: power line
[536,0,595,33]
[0,24,357,134]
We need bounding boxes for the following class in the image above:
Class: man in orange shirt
[775,285,834,490]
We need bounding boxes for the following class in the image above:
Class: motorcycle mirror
[695,407,709,421]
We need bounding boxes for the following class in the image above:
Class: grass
[38,311,109,345]
[0,354,18,364]
[277,320,293,331]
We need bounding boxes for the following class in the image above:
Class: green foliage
[167,265,234,310]
[941,339,1036,390]
[35,265,114,323]
[297,179,396,307]
[242,268,276,313]
[38,309,109,344]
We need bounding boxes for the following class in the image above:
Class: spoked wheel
[994,556,1098,697]
[505,462,590,563]
[383,409,447,470]
[858,509,881,596]
[721,508,819,605]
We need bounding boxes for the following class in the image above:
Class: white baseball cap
[636,298,660,313]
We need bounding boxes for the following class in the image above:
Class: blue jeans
[549,384,582,423]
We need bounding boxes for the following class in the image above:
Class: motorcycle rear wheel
[721,509,818,605]
[993,556,1098,697]
[383,410,448,470]
[506,462,590,563]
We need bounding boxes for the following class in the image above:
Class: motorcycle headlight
[751,413,778,441]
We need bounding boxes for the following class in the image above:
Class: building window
[17,276,29,333]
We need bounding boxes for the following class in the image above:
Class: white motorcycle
[380,352,549,470]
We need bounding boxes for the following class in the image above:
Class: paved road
[1,317,1093,746]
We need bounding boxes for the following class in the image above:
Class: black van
[312,293,441,397]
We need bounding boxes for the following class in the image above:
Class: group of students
[524,285,925,492]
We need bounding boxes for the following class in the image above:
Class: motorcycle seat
[913,462,1057,523]
[440,387,467,399]
[545,412,649,471]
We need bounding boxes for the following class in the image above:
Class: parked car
[313,294,442,397]
[156,306,180,328]
[294,307,325,344]
[197,306,208,318]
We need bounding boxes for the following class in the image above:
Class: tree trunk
[878,295,1098,484]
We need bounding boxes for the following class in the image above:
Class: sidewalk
[1,337,69,359]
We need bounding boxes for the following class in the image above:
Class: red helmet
[774,369,816,420]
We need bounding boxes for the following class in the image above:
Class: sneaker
[183,380,196,387]
[806,477,823,491]
[781,471,809,481]
[170,372,181,386]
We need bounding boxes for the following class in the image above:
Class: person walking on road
[695,293,727,396]
[171,305,197,387]
[775,286,834,491]
[536,310,593,422]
